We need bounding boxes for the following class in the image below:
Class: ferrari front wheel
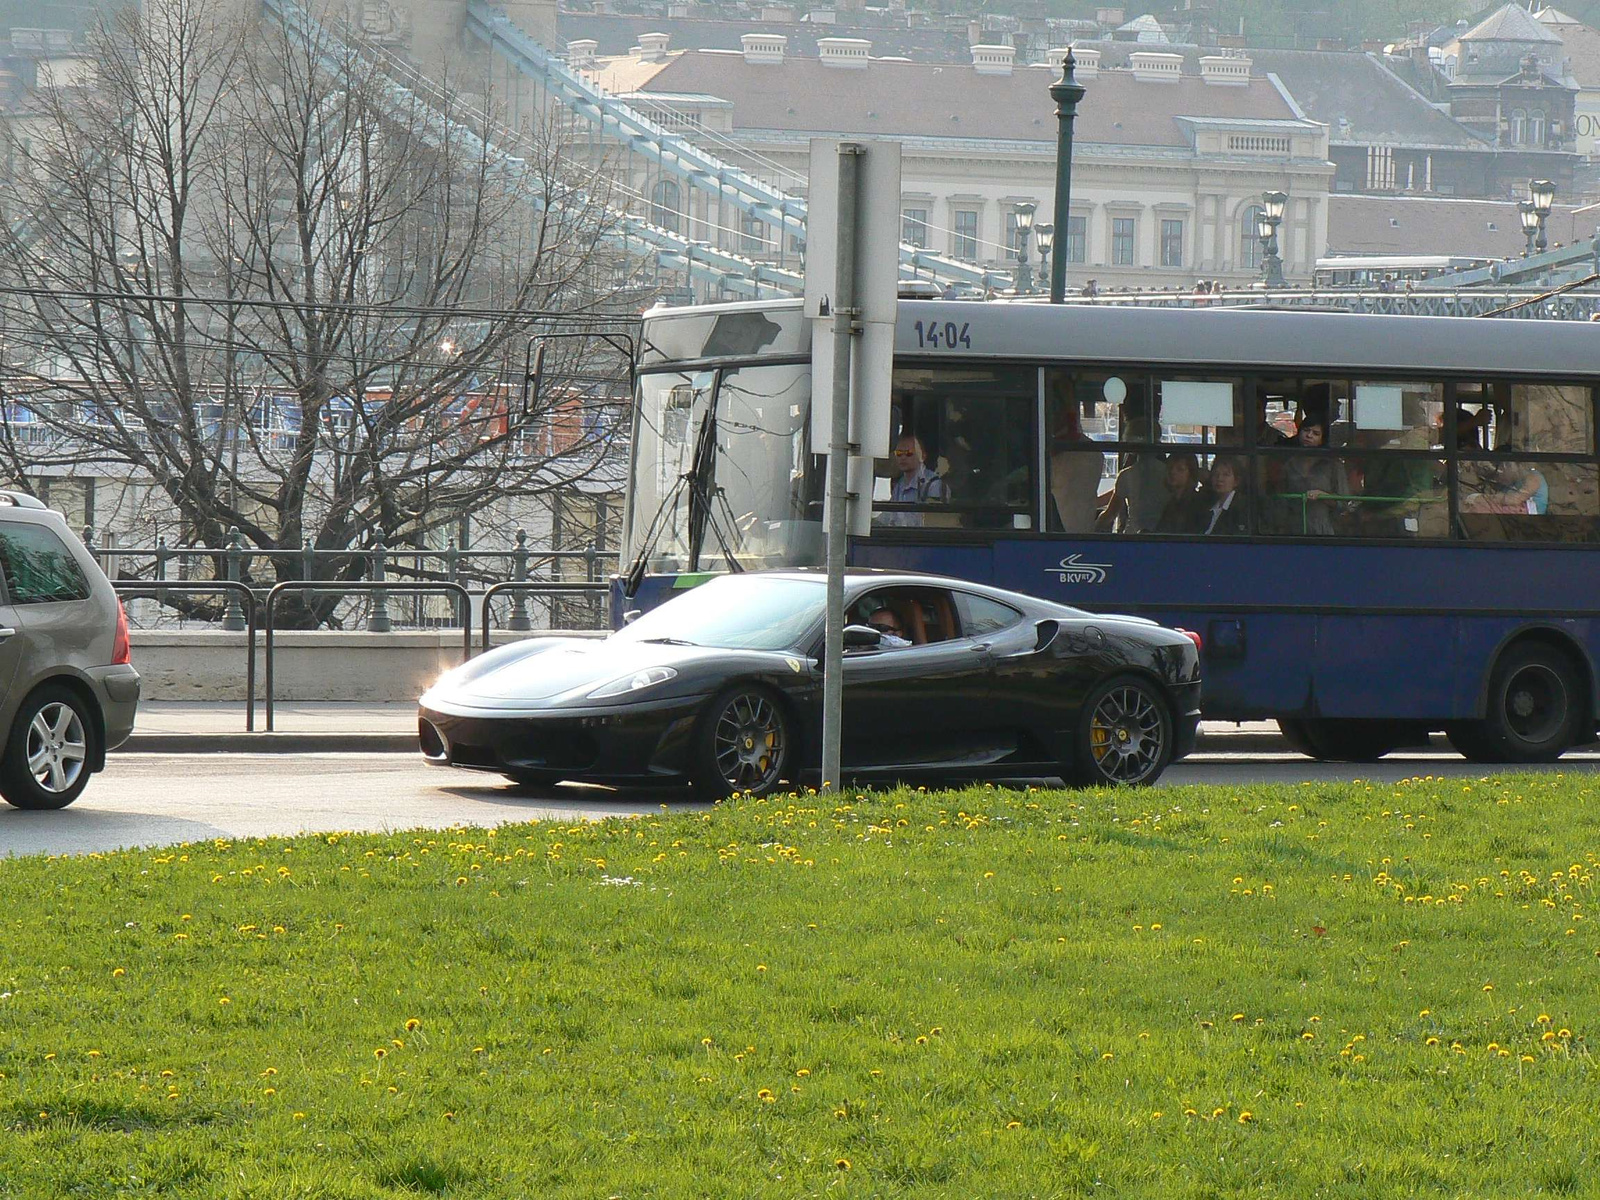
[693,684,792,799]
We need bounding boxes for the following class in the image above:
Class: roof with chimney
[623,48,1306,148]
[559,11,973,62]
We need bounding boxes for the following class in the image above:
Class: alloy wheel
[1088,685,1166,784]
[713,692,786,793]
[27,702,87,795]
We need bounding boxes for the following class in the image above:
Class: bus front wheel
[1276,718,1400,762]
[1448,643,1581,764]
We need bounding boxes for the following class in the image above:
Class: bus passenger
[1283,417,1342,536]
[1048,394,1101,533]
[878,432,948,528]
[1100,452,1167,533]
[1201,456,1248,535]
[1156,452,1209,533]
[1463,462,1548,515]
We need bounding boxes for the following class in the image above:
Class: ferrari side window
[954,593,1023,638]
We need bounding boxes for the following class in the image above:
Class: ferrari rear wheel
[693,684,792,799]
[1065,675,1172,787]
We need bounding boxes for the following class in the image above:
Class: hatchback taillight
[1176,627,1203,655]
[112,598,131,666]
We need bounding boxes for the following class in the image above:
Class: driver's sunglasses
[872,622,903,634]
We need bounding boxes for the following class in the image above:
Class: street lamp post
[1529,178,1556,254]
[1049,51,1086,304]
[1519,200,1539,257]
[1258,190,1288,289]
[1034,223,1055,289]
[1012,201,1037,294]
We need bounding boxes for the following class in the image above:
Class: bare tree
[0,0,641,622]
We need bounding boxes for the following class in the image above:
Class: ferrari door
[839,587,997,769]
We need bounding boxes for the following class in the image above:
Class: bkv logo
[1048,553,1111,585]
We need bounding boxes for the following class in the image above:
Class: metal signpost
[805,138,900,793]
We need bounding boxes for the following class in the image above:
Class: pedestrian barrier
[263,582,473,731]
[113,581,259,731]
[480,580,611,651]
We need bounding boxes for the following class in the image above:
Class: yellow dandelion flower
[1425,1037,1440,1046]
[218,997,230,1006]
[1006,1120,1021,1129]
[111,968,125,977]
[405,1019,421,1032]
[756,964,767,973]
[1102,1052,1114,1060]
[263,1087,276,1096]
[1543,1030,1557,1042]
[1538,1013,1552,1024]
[916,1036,928,1045]
[1523,1054,1536,1062]
[374,1048,388,1059]
[1238,1111,1254,1124]
[293,1111,305,1120]
[1151,1111,1163,1119]
[796,1068,810,1077]
[1560,1028,1573,1039]
[1231,1013,1245,1022]
[835,1159,851,1171]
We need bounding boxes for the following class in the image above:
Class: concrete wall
[129,629,605,702]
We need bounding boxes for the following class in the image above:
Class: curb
[121,731,1292,755]
[124,733,419,754]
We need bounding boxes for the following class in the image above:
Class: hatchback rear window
[0,522,90,603]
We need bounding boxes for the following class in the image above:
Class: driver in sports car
[867,607,913,649]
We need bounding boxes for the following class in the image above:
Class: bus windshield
[626,362,820,573]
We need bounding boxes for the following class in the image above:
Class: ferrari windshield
[614,575,823,652]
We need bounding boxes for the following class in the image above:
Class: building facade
[586,36,1332,290]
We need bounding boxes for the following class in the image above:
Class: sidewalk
[126,701,1291,754]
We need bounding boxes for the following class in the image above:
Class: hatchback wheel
[1065,675,1172,787]
[0,686,97,810]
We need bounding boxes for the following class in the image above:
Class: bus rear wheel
[1448,643,1581,764]
[1276,718,1400,762]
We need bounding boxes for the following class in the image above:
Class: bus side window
[1458,462,1600,543]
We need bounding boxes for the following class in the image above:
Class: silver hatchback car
[0,492,139,809]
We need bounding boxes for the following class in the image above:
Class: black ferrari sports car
[418,570,1202,796]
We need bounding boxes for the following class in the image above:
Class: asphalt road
[4,749,1600,858]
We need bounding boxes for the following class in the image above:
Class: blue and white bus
[618,297,1600,762]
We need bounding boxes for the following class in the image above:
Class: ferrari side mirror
[842,624,883,651]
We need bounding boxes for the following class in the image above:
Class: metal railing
[112,581,259,731]
[262,582,474,731]
[86,527,618,632]
[480,580,611,651]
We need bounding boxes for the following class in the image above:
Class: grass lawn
[2,774,1599,1197]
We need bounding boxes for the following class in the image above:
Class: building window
[1510,109,1527,145]
[902,207,929,249]
[1111,217,1136,266]
[650,179,681,234]
[1066,214,1087,263]
[741,211,766,257]
[1531,109,1547,145]
[1241,204,1263,270]
[1160,219,1184,268]
[953,209,979,260]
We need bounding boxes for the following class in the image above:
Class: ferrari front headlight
[587,666,678,699]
